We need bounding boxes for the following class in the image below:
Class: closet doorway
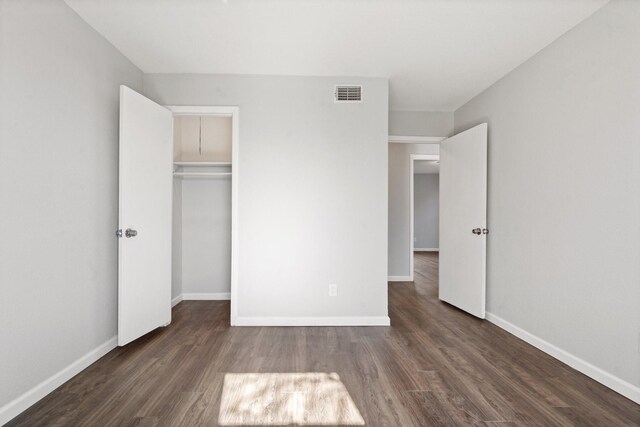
[169,106,239,324]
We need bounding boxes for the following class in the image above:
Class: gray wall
[414,174,439,249]
[455,0,640,389]
[388,143,439,277]
[389,111,453,137]
[144,74,389,320]
[0,0,142,410]
[180,178,231,296]
[172,180,183,299]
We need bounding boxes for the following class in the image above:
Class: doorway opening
[167,106,239,324]
[410,154,440,280]
[388,123,487,320]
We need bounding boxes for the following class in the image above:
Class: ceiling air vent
[334,85,362,103]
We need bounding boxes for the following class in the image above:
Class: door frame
[409,154,440,280]
[166,105,240,325]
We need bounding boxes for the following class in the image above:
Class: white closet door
[118,85,173,346]
[439,123,488,318]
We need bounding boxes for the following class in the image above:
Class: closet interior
[172,113,233,300]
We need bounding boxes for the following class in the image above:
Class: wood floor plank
[7,253,639,426]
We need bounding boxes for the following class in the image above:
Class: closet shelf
[173,161,231,166]
[173,172,232,178]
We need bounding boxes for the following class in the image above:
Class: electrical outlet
[414,237,417,242]
[329,284,338,297]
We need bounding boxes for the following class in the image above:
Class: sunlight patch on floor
[218,372,365,426]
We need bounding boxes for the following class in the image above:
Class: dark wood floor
[9,253,640,426]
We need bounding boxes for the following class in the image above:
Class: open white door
[118,86,173,346]
[439,123,488,318]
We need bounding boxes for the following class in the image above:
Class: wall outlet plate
[329,284,338,297]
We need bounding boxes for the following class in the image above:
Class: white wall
[414,174,439,249]
[388,143,439,278]
[455,0,640,394]
[0,0,142,415]
[144,74,389,323]
[389,111,453,137]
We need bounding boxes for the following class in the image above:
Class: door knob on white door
[440,122,488,319]
[125,228,138,238]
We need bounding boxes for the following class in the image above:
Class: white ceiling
[414,160,440,175]
[65,0,608,111]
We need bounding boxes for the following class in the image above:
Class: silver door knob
[472,228,482,235]
[125,228,137,238]
[482,228,489,234]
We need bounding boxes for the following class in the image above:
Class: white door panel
[439,123,488,318]
[118,86,173,346]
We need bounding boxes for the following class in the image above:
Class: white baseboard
[388,276,413,282]
[486,312,640,404]
[171,295,183,307]
[0,336,118,426]
[414,248,439,252]
[182,292,230,300]
[234,316,391,327]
